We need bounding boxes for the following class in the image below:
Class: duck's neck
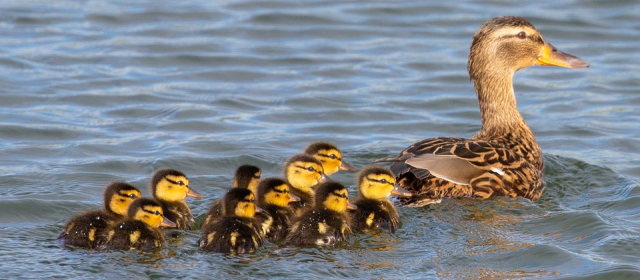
[472,70,532,139]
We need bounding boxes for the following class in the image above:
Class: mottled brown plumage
[376,16,588,206]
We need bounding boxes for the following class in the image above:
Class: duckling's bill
[319,174,331,183]
[289,193,301,202]
[187,188,204,198]
[339,161,358,172]
[347,202,357,210]
[391,187,412,197]
[536,43,588,68]
[161,216,177,228]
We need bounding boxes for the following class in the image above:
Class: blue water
[1,1,639,279]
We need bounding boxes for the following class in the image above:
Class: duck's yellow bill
[536,43,589,68]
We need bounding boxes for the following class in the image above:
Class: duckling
[99,198,175,250]
[375,16,588,205]
[284,154,328,215]
[256,178,299,242]
[59,182,141,249]
[350,166,410,234]
[304,142,357,175]
[201,165,261,229]
[151,168,203,230]
[200,188,263,254]
[285,182,354,247]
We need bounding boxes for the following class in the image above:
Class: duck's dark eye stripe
[273,189,289,194]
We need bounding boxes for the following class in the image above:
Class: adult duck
[376,16,588,206]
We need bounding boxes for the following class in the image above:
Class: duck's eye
[307,166,316,172]
[517,31,526,39]
[329,154,337,159]
[176,181,184,186]
[154,211,160,215]
[379,179,388,184]
[128,194,137,198]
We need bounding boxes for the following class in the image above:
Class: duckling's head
[233,165,261,195]
[151,169,203,202]
[104,182,142,216]
[284,154,327,194]
[304,142,356,175]
[315,182,353,213]
[128,198,175,228]
[468,16,588,81]
[357,166,399,200]
[257,178,298,208]
[222,188,257,218]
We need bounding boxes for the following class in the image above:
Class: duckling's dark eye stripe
[142,209,161,215]
[273,189,289,194]
[366,177,394,186]
[117,191,137,198]
[294,165,314,171]
[165,178,185,186]
[332,192,347,199]
[317,153,341,160]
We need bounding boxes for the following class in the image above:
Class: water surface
[1,1,639,279]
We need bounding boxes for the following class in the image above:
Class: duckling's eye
[176,181,184,186]
[307,166,316,172]
[517,31,526,39]
[154,210,160,215]
[128,194,137,198]
[329,154,337,159]
[379,179,388,184]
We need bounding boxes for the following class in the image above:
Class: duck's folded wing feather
[384,137,525,185]
[405,154,485,185]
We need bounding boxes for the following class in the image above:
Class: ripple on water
[0,0,639,279]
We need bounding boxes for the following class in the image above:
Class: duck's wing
[377,137,523,186]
